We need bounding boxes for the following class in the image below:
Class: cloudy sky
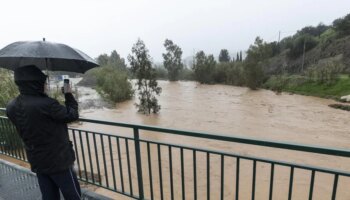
[0,0,349,63]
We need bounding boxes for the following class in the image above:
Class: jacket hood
[14,65,47,82]
[14,65,47,95]
[15,81,46,96]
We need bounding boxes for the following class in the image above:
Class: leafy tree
[245,37,273,62]
[214,62,229,83]
[219,49,231,63]
[279,36,294,51]
[97,50,127,70]
[268,41,280,56]
[226,62,245,86]
[97,54,109,66]
[244,37,270,89]
[288,34,318,58]
[108,50,127,69]
[320,28,337,45]
[128,39,162,114]
[162,39,184,81]
[333,13,350,37]
[192,51,216,84]
[297,24,329,37]
[244,62,264,90]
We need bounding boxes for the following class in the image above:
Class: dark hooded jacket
[6,65,79,174]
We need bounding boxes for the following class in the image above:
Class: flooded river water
[74,80,350,200]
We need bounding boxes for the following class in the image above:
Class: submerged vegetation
[80,50,134,103]
[329,103,350,111]
[95,67,133,103]
[163,39,184,81]
[128,39,162,114]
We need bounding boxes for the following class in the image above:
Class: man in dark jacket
[6,65,81,200]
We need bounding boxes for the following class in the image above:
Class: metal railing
[1,108,350,200]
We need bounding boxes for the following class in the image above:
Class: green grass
[264,75,350,99]
[339,74,350,80]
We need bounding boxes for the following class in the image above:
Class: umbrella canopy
[0,41,99,73]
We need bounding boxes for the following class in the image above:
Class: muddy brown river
[75,81,350,200]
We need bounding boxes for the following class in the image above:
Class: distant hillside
[264,35,350,75]
[258,13,350,75]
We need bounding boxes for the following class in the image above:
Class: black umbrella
[0,39,99,73]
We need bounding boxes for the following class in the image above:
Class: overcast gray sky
[1,0,349,63]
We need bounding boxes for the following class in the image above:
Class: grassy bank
[264,74,350,99]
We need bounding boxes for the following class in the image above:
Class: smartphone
[64,79,70,93]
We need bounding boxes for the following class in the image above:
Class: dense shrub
[244,62,265,90]
[305,61,345,85]
[212,62,245,86]
[178,67,195,81]
[288,34,319,58]
[319,28,337,50]
[264,75,308,92]
[95,67,134,103]
[154,65,168,80]
[213,63,229,83]
[0,69,18,108]
[0,70,22,151]
[192,51,216,84]
[333,13,350,37]
[79,50,134,103]
[225,63,245,86]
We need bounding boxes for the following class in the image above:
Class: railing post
[134,128,144,199]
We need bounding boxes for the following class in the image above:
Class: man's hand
[61,83,72,94]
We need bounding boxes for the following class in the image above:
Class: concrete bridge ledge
[0,159,112,200]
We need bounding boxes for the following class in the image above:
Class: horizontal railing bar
[3,132,349,178]
[2,129,350,178]
[67,126,350,177]
[2,106,350,200]
[47,117,350,158]
[77,118,350,158]
[1,114,350,158]
[139,139,350,177]
[68,127,134,140]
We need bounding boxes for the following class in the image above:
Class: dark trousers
[36,168,81,200]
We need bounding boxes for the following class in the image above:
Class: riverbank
[263,74,350,101]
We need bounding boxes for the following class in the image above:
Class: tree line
[88,13,350,114]
[2,13,348,113]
